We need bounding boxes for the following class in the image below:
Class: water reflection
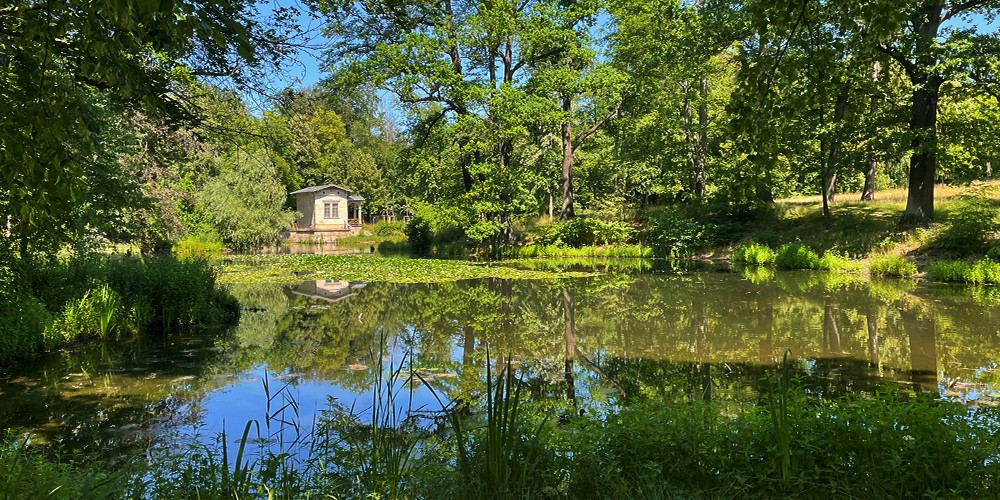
[2,271,1000,460]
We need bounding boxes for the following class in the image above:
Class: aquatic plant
[767,350,792,484]
[218,254,597,285]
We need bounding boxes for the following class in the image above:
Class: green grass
[775,243,821,270]
[926,258,1000,284]
[869,255,918,278]
[728,182,1000,259]
[732,242,775,265]
[218,254,597,285]
[817,251,855,271]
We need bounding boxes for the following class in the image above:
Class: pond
[2,267,1000,463]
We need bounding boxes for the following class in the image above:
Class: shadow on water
[2,270,1000,460]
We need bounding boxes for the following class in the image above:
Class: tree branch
[573,99,623,150]
[942,0,988,22]
[875,44,917,80]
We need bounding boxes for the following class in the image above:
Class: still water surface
[2,268,1000,460]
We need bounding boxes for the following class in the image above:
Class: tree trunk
[695,76,709,198]
[862,61,881,201]
[548,190,554,220]
[823,301,842,353]
[681,81,697,196]
[902,307,937,391]
[866,307,879,369]
[901,4,943,227]
[562,288,577,404]
[823,89,848,215]
[560,95,575,220]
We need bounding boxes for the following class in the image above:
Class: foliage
[925,260,972,282]
[927,258,1000,284]
[817,251,855,272]
[869,255,917,278]
[538,218,634,247]
[0,295,52,362]
[48,284,128,343]
[374,221,407,237]
[0,439,132,499]
[0,255,239,362]
[647,207,711,258]
[500,244,651,259]
[198,149,295,250]
[732,242,775,265]
[775,243,820,270]
[405,216,435,256]
[173,234,224,257]
[0,0,299,257]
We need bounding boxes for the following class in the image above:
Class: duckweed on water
[218,254,597,284]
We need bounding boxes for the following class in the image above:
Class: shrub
[869,255,917,277]
[648,208,710,258]
[775,243,820,269]
[405,216,434,255]
[0,294,52,361]
[49,284,128,342]
[539,218,634,247]
[373,221,406,237]
[817,251,853,271]
[967,258,1000,284]
[926,260,972,282]
[732,242,775,265]
[103,257,239,332]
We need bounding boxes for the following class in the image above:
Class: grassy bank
[723,182,1000,259]
[0,256,239,364]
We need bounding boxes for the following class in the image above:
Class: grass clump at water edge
[869,255,918,278]
[775,243,821,270]
[732,242,775,265]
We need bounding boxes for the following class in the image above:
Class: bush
[539,218,634,247]
[405,216,434,255]
[373,221,406,237]
[0,294,52,361]
[967,258,1000,284]
[775,243,820,269]
[105,257,238,331]
[817,251,853,271]
[0,256,239,363]
[648,208,710,258]
[376,240,410,254]
[926,260,972,282]
[869,255,917,277]
[925,259,1000,284]
[732,242,775,265]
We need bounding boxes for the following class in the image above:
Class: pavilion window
[324,202,340,219]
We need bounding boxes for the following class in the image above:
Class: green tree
[198,148,295,250]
